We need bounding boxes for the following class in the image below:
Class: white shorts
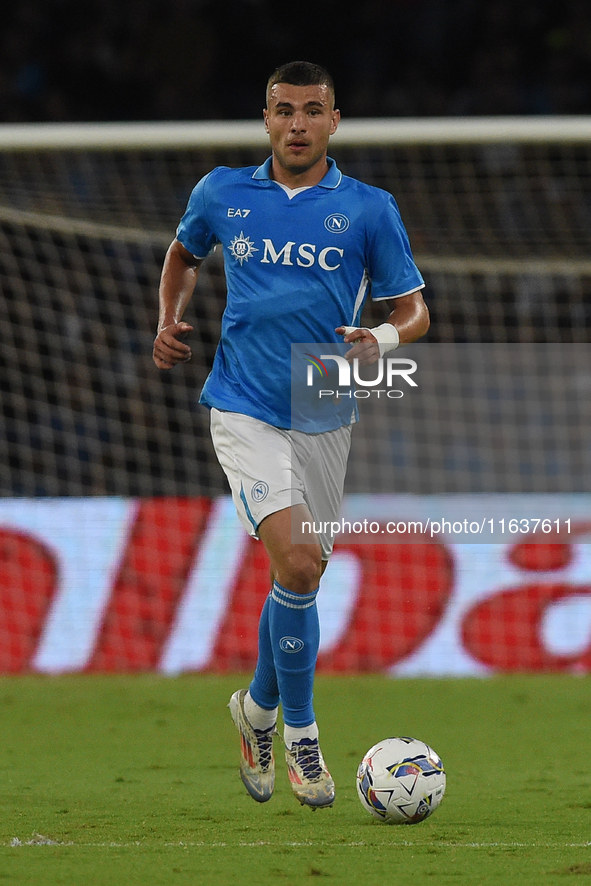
[210,408,352,559]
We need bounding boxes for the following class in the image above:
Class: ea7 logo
[227,208,251,217]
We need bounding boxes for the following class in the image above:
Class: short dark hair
[266,61,335,106]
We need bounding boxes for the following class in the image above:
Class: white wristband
[341,323,399,356]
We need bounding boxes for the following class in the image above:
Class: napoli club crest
[251,481,269,502]
[324,213,350,233]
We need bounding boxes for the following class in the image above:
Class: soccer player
[153,61,429,809]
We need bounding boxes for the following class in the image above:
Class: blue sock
[268,580,320,728]
[249,592,280,710]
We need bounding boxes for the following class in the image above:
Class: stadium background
[1,0,591,676]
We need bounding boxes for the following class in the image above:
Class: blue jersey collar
[252,156,342,189]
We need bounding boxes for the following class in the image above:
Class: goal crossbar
[2,116,591,151]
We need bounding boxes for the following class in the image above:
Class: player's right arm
[153,239,203,369]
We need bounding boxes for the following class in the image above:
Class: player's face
[264,83,340,185]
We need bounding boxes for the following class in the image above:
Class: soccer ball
[356,737,446,824]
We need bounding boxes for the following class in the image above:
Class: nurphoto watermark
[305,353,417,400]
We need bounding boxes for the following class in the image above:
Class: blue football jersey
[176,157,424,431]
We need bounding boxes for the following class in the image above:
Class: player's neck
[270,155,329,190]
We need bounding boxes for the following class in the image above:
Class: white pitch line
[6,839,591,849]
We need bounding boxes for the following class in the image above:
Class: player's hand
[153,322,194,369]
[335,326,380,365]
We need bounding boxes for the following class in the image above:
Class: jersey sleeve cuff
[372,282,425,301]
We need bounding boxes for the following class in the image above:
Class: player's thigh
[298,424,352,559]
[210,408,306,538]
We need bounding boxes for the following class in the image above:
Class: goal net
[1,117,590,675]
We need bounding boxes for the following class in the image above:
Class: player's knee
[278,548,322,594]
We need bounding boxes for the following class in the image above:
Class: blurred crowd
[1,0,591,123]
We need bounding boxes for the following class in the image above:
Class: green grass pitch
[0,674,589,885]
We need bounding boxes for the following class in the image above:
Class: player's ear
[330,108,340,135]
[263,108,270,132]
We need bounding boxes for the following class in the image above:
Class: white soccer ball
[356,736,446,824]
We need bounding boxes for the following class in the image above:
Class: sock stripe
[273,580,317,601]
[271,590,316,609]
[272,581,318,610]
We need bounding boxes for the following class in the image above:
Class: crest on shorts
[229,231,258,265]
[251,480,269,502]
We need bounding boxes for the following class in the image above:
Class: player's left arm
[336,288,429,365]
